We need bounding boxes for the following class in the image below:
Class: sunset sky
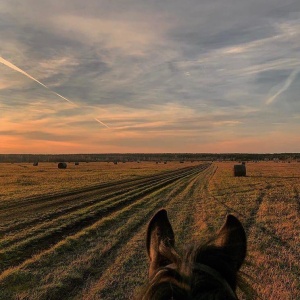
[1,0,300,153]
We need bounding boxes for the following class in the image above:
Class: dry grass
[0,161,299,299]
[0,161,185,202]
[207,162,300,300]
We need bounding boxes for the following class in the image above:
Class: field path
[77,164,215,300]
[1,162,299,300]
[0,163,212,300]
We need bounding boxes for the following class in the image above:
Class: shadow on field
[249,175,300,179]
[211,196,300,264]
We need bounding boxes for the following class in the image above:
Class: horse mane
[137,209,256,300]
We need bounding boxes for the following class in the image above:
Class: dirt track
[0,163,213,299]
[2,162,298,299]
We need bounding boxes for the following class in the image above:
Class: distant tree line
[0,153,299,163]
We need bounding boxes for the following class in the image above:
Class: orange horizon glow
[1,3,300,154]
[1,131,300,154]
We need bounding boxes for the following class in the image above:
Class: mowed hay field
[0,162,185,201]
[0,161,299,299]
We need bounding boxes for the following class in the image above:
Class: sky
[1,0,300,154]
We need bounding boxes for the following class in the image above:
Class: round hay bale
[33,162,39,166]
[233,164,246,177]
[58,162,67,169]
[75,162,79,165]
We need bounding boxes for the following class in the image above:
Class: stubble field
[0,161,299,299]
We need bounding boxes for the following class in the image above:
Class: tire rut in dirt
[0,174,183,235]
[37,174,197,300]
[84,169,214,299]
[0,165,209,274]
[0,166,206,250]
[0,165,206,214]
[0,168,203,245]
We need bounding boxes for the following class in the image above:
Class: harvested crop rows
[0,163,213,299]
[0,162,299,300]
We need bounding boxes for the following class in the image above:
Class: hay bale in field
[233,164,246,177]
[58,162,67,169]
[33,162,39,166]
[75,162,79,165]
[113,161,118,165]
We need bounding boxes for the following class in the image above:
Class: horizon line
[0,152,299,155]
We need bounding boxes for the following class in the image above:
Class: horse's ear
[146,209,176,277]
[215,214,247,270]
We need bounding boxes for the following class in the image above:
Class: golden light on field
[1,1,300,298]
[0,162,299,299]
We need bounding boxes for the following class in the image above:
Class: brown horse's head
[140,209,248,299]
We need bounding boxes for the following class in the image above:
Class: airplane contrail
[266,68,300,105]
[94,117,110,128]
[0,56,110,128]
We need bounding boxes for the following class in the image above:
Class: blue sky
[1,0,300,153]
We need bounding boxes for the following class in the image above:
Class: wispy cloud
[1,0,300,153]
[0,56,110,128]
[0,56,76,105]
[266,68,300,105]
